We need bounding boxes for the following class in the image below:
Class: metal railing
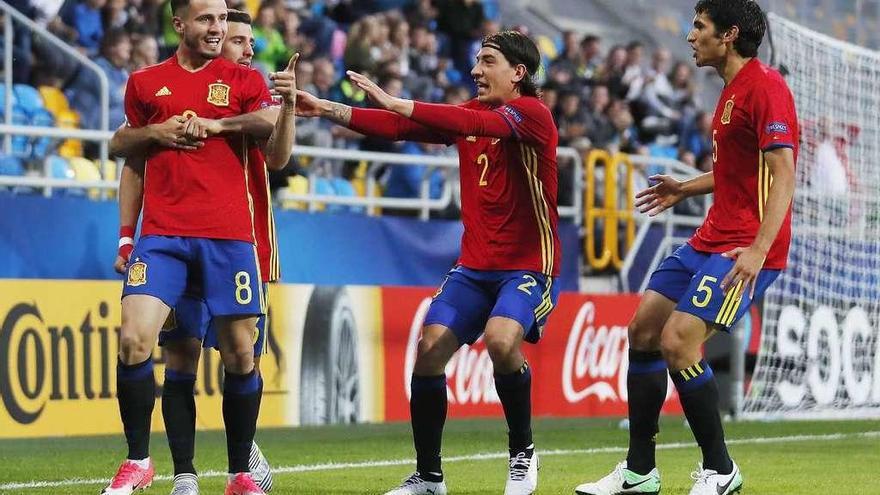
[0,0,110,163]
[618,155,708,291]
[0,132,585,223]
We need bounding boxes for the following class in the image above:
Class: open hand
[634,174,686,216]
[346,70,396,111]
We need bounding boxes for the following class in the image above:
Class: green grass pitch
[1,417,878,494]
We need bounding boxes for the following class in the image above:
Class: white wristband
[118,237,134,248]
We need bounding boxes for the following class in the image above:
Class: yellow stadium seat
[282,175,309,210]
[38,86,70,117]
[69,157,102,199]
[95,159,117,199]
[536,35,558,61]
[56,109,83,158]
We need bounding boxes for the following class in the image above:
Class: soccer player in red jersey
[576,2,797,495]
[110,10,295,494]
[101,1,283,494]
[296,31,559,495]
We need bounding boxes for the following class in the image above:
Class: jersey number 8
[235,271,253,305]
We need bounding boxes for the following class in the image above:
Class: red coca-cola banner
[382,288,682,421]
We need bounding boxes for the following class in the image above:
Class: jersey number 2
[477,153,489,186]
[518,274,538,295]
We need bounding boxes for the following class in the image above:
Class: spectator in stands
[388,16,411,76]
[66,27,130,131]
[555,90,591,149]
[253,2,289,72]
[130,33,158,70]
[404,0,437,29]
[548,30,583,87]
[383,141,445,208]
[311,57,336,99]
[598,44,627,99]
[584,84,615,149]
[580,34,602,81]
[621,40,645,100]
[541,83,560,116]
[668,60,698,132]
[679,110,712,168]
[607,98,645,155]
[59,0,107,55]
[638,47,679,136]
[344,17,379,72]
[434,0,485,73]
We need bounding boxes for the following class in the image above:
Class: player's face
[222,22,255,66]
[175,0,227,60]
[471,46,524,105]
[687,12,726,67]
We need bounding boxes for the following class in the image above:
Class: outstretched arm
[295,89,452,144]
[346,71,515,139]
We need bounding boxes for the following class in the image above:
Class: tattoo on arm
[326,102,352,126]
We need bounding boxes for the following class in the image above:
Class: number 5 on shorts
[235,271,252,305]
[691,275,718,308]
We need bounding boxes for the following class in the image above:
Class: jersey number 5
[691,275,718,308]
[477,153,489,186]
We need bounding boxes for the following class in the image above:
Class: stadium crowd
[4,0,713,203]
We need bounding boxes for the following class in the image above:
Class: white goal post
[741,13,880,420]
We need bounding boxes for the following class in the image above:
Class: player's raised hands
[720,245,766,298]
[346,70,396,110]
[635,174,686,216]
[270,53,299,107]
[151,115,203,150]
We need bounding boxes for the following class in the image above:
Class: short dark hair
[170,0,189,14]
[227,8,252,25]
[695,0,766,57]
[100,28,129,54]
[481,30,541,97]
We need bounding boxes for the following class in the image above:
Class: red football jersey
[124,55,274,242]
[689,58,799,269]
[455,97,561,276]
[246,145,279,282]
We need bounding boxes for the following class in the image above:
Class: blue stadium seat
[29,108,56,160]
[13,84,44,117]
[0,154,24,176]
[47,154,74,179]
[10,105,30,158]
[331,177,364,214]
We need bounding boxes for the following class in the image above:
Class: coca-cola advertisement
[382,289,682,420]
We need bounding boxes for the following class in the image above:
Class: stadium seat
[29,108,56,160]
[282,174,309,210]
[10,105,31,158]
[55,109,83,158]
[47,155,74,180]
[536,35,558,61]
[38,86,71,118]
[314,176,335,212]
[330,177,364,214]
[68,156,103,199]
[0,154,24,176]
[13,84,44,117]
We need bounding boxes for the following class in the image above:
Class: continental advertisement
[1,280,677,439]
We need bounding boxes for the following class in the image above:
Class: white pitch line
[2,431,878,491]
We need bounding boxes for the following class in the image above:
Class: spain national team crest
[207,82,230,107]
[127,261,147,287]
[721,95,735,125]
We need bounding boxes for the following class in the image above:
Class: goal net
[741,13,880,419]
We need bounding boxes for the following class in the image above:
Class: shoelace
[110,462,142,488]
[689,465,717,485]
[401,473,427,487]
[508,451,532,481]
